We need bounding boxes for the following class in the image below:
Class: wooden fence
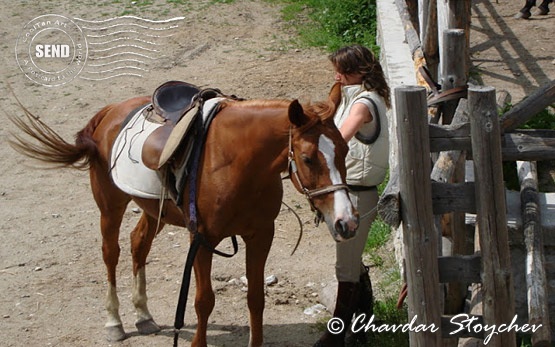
[377,1,555,346]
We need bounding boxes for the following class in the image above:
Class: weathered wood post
[436,29,468,345]
[396,85,442,347]
[419,0,439,76]
[437,0,471,78]
[439,29,467,124]
[468,85,516,347]
[517,161,552,347]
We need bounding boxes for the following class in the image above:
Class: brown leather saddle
[141,80,239,204]
[151,81,201,125]
[142,81,222,171]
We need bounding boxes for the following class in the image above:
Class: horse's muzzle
[334,216,358,241]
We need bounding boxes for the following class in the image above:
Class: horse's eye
[301,154,313,165]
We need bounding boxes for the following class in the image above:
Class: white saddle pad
[110,98,224,199]
[110,104,164,199]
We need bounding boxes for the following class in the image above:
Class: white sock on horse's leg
[132,267,160,334]
[105,284,126,341]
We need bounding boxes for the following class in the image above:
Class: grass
[276,0,379,54]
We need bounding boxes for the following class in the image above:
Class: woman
[315,44,391,347]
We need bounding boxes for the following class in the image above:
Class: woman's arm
[338,102,373,142]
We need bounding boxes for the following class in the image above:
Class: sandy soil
[0,1,553,347]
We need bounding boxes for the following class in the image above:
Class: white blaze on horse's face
[318,134,359,241]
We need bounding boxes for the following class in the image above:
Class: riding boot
[345,263,373,346]
[314,282,360,347]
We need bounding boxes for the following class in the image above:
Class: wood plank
[431,182,476,214]
[438,254,481,283]
[429,126,555,162]
[429,122,471,152]
[500,80,555,132]
[502,130,555,162]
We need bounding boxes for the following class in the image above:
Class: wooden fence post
[439,29,467,124]
[396,86,442,347]
[468,85,516,347]
[518,161,552,347]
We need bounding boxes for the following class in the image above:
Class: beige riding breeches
[335,187,379,282]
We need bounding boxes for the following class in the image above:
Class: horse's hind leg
[130,212,163,335]
[90,167,131,341]
[243,227,274,347]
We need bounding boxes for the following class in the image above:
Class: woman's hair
[329,44,391,109]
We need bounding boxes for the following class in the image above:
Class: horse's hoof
[136,318,161,335]
[537,5,549,15]
[105,324,126,342]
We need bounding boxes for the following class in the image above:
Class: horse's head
[287,98,359,242]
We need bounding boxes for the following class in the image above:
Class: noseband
[287,126,349,220]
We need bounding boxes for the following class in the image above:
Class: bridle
[287,126,349,222]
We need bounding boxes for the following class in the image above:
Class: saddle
[142,80,236,204]
[142,81,222,171]
[151,81,201,125]
[110,80,235,203]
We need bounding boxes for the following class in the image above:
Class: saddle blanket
[110,98,223,199]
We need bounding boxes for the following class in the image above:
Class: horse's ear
[288,99,310,127]
[328,82,342,109]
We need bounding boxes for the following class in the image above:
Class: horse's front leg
[243,227,274,347]
[130,213,163,335]
[192,241,215,347]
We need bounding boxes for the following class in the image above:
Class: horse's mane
[222,98,291,109]
[302,99,336,122]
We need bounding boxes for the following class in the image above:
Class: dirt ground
[0,1,553,347]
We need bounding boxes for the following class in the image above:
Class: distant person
[515,0,552,19]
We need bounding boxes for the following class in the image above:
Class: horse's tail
[8,103,111,170]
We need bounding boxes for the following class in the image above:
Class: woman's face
[334,69,363,86]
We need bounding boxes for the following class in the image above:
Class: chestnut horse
[9,85,358,347]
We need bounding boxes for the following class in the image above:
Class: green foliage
[365,297,410,347]
[521,106,555,130]
[278,0,379,53]
[365,218,390,253]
